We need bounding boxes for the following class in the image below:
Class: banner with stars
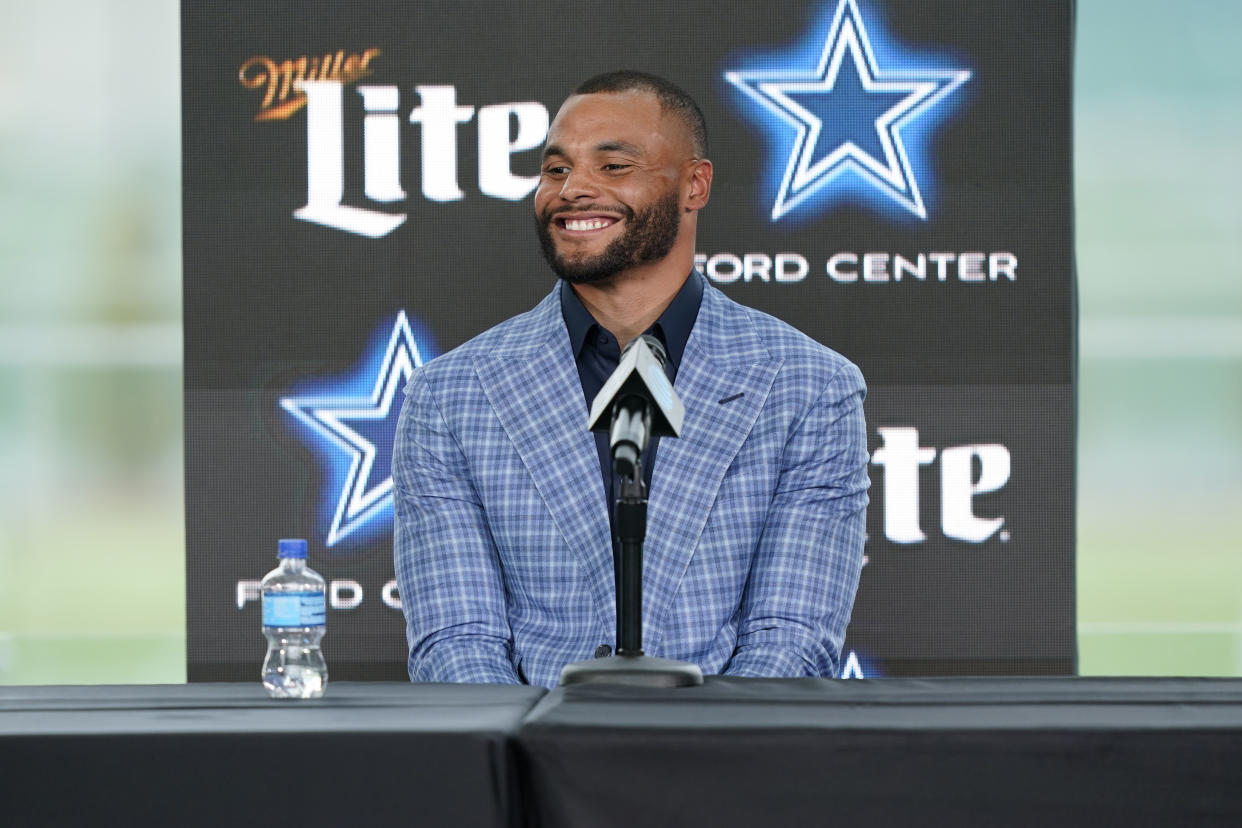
[183,0,1075,680]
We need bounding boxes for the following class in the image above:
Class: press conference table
[3,678,1242,827]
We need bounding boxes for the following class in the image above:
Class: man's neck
[570,261,692,348]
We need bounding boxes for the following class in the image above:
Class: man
[393,71,868,689]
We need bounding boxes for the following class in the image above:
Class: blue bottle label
[262,591,326,627]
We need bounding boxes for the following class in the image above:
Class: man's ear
[683,159,713,212]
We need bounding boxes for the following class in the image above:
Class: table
[518,677,1242,828]
[0,682,543,828]
[5,678,1242,827]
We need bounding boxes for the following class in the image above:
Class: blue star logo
[280,311,435,549]
[725,0,971,221]
[839,647,883,679]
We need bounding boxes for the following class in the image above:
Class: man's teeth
[564,218,613,231]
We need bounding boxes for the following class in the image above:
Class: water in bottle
[261,538,327,699]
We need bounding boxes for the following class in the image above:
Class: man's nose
[558,168,600,200]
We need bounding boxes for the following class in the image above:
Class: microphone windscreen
[638,334,667,367]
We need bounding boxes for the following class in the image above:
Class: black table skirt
[4,678,1242,827]
[0,683,544,828]
[518,677,1242,828]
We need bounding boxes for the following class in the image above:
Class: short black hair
[572,70,709,158]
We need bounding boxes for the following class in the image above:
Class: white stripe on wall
[1082,317,1242,360]
[0,324,181,366]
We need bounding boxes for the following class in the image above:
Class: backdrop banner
[183,0,1076,680]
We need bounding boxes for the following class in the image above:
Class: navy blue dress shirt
[560,273,703,544]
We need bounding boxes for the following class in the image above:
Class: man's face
[534,90,689,285]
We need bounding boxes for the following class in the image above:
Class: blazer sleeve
[392,368,521,685]
[724,360,869,678]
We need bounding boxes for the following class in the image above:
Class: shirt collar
[560,279,599,360]
[559,272,703,370]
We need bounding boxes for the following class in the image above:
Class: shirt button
[594,644,612,658]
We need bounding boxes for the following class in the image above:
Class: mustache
[540,204,633,224]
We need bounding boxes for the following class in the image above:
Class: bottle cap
[277,538,308,559]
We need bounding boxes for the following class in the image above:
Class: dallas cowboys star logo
[280,311,430,548]
[726,0,970,221]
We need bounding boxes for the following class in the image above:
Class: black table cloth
[0,682,544,828]
[5,678,1242,827]
[517,677,1242,828]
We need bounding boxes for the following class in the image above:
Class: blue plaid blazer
[393,273,868,688]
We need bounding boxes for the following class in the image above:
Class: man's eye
[603,164,631,172]
[543,166,569,176]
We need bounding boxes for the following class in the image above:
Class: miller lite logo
[871,426,1011,544]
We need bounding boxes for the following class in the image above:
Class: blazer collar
[641,278,781,653]
[473,287,618,639]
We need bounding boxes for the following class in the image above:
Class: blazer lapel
[472,294,616,639]
[643,284,780,654]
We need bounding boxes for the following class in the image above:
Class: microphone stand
[558,453,704,688]
[615,469,646,657]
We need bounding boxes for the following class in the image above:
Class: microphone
[587,334,684,479]
[562,333,704,686]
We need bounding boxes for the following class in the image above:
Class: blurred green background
[1,1,1239,684]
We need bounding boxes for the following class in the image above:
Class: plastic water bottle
[261,539,327,699]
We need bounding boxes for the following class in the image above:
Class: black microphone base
[558,653,704,688]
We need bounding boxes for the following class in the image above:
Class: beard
[536,190,681,285]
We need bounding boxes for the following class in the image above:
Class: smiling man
[393,71,869,689]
